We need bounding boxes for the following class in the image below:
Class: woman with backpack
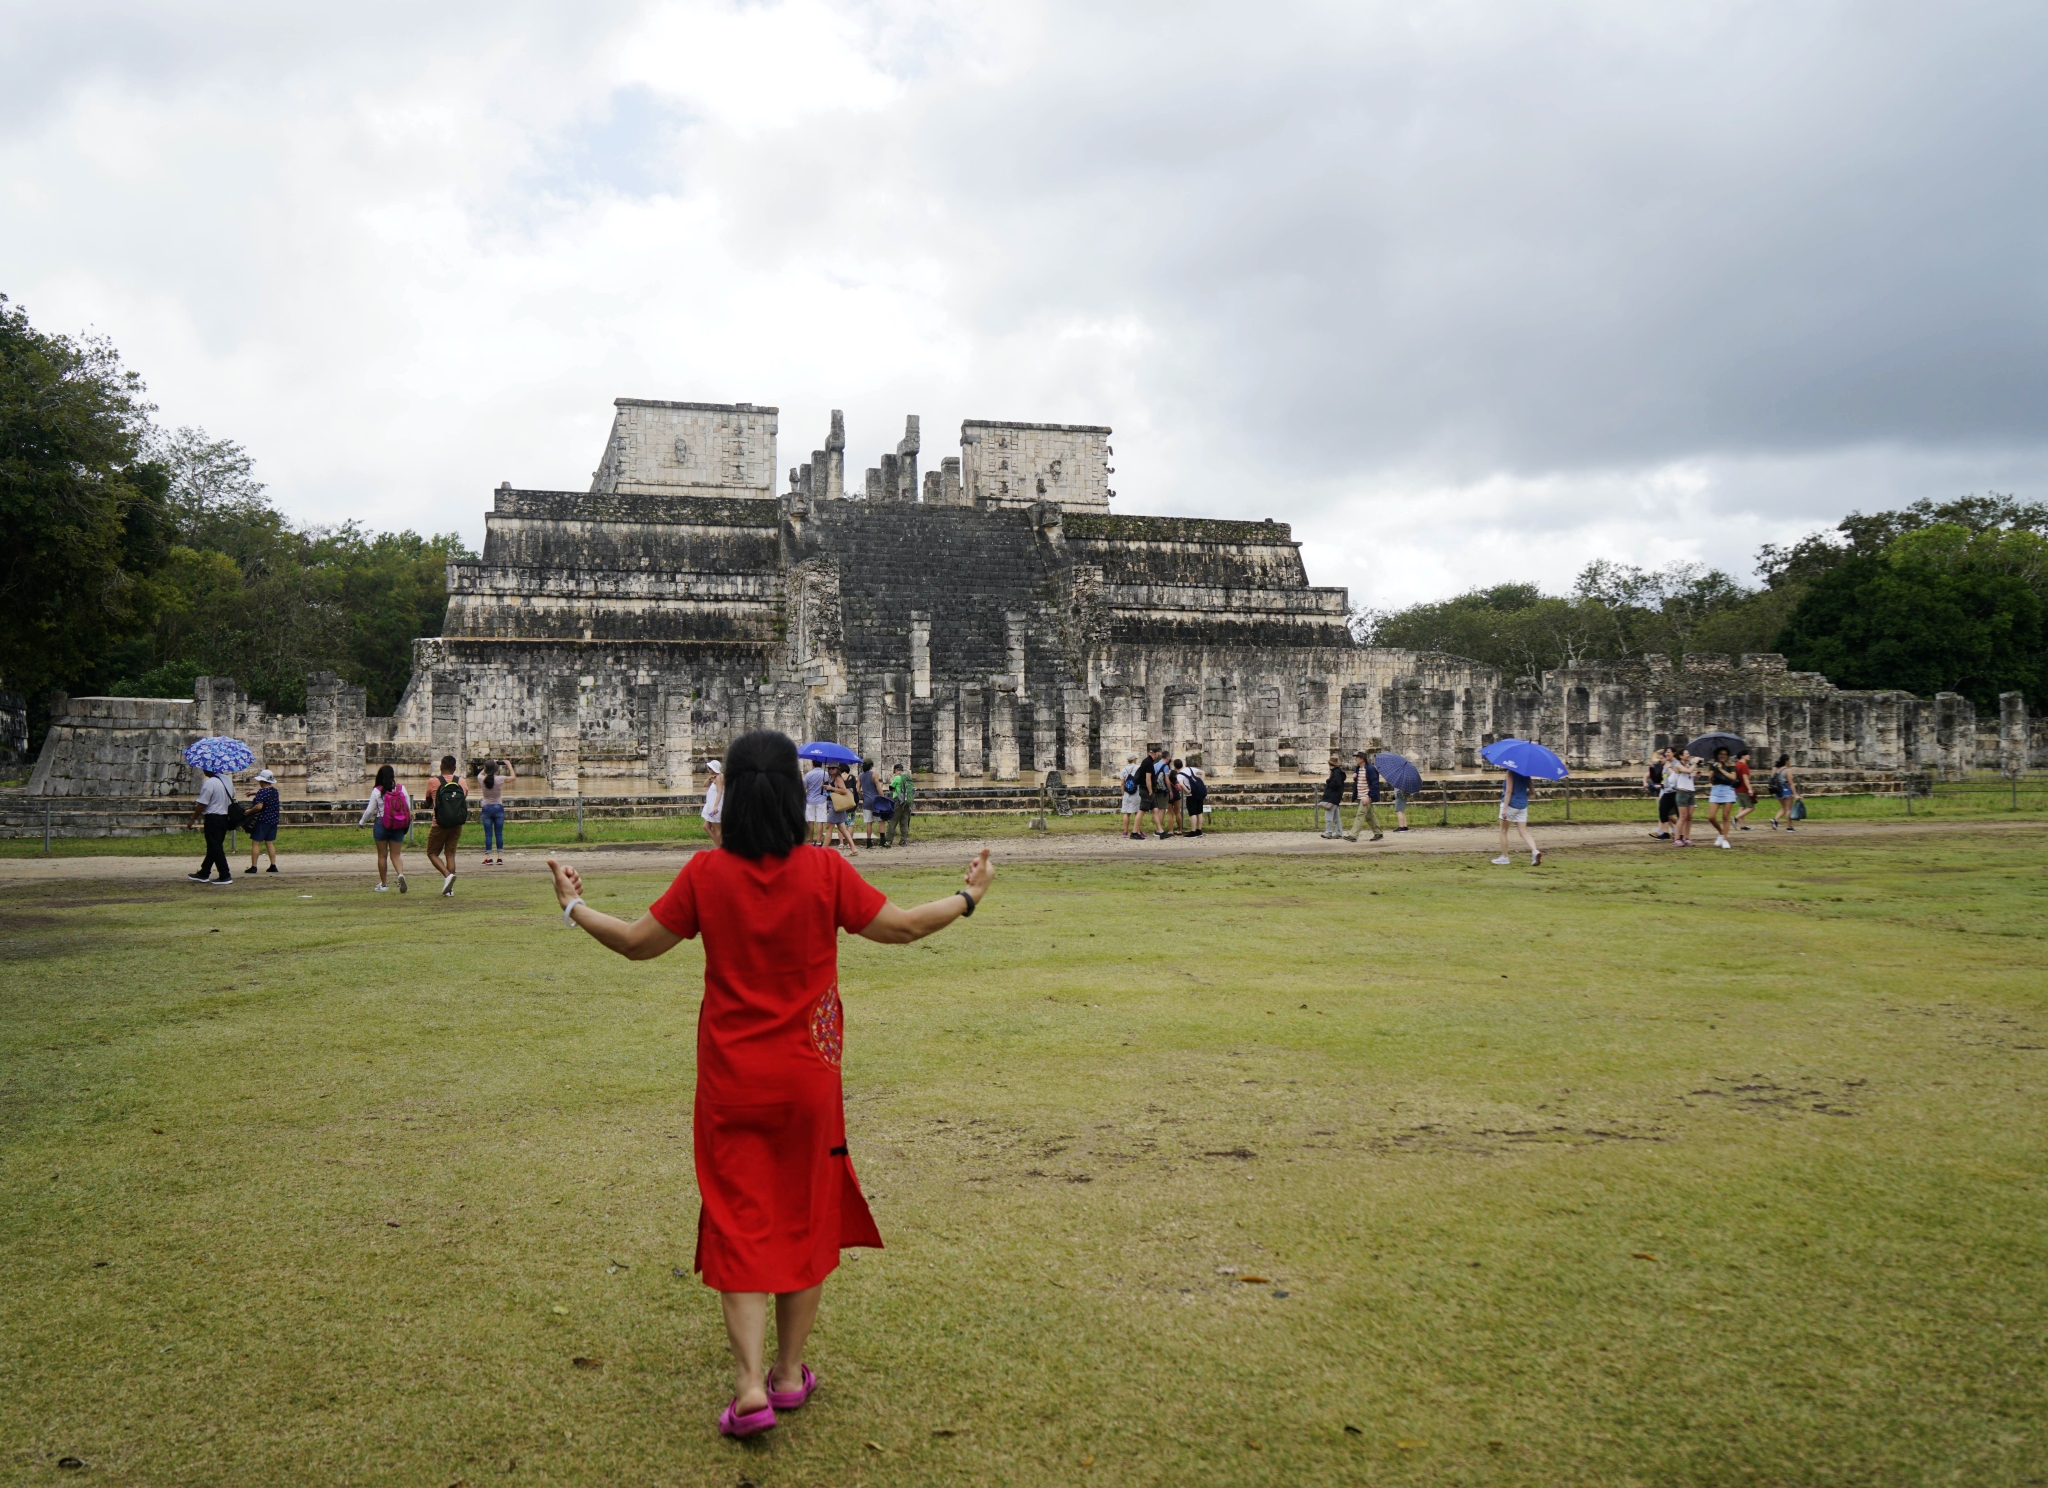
[545,729,996,1439]
[1768,754,1802,831]
[1119,757,1143,840]
[357,763,412,893]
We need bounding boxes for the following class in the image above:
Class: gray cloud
[4,1,2043,609]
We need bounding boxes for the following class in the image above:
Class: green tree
[0,296,167,733]
[1778,523,2047,709]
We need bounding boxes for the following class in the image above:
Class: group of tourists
[1646,747,1804,847]
[349,754,505,894]
[182,767,281,884]
[802,757,914,856]
[1319,749,1413,844]
[1120,744,1210,838]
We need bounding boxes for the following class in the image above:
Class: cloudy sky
[6,1,2045,607]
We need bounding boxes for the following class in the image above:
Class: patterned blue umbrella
[1371,749,1424,796]
[183,736,255,774]
[1480,737,1569,780]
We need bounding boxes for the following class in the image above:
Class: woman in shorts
[1704,747,1740,848]
[1666,748,1698,846]
[1768,754,1802,831]
[701,758,724,850]
[825,764,859,855]
[357,763,411,892]
[245,768,282,874]
[1120,757,1143,840]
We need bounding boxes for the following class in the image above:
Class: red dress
[648,845,888,1292]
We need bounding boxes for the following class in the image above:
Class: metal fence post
[44,804,52,855]
[576,795,586,842]
[1564,779,1572,822]
[1440,782,1449,826]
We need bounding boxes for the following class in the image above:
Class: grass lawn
[2,828,2044,1484]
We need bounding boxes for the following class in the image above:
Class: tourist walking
[544,729,996,1439]
[1704,747,1739,849]
[887,762,913,846]
[826,764,858,855]
[184,768,237,884]
[701,759,724,850]
[359,764,411,892]
[803,760,829,846]
[1319,755,1347,838]
[1666,747,1699,847]
[1120,757,1143,839]
[1492,766,1542,866]
[1183,761,1208,836]
[475,758,514,864]
[245,769,282,874]
[1649,747,1676,840]
[1733,752,1757,830]
[857,758,884,849]
[1769,754,1802,831]
[1346,749,1384,842]
[423,754,468,895]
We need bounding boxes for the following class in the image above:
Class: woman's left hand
[547,857,584,908]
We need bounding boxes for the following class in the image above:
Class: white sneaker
[1492,855,1512,865]
[375,883,389,892]
[397,874,407,894]
[442,873,455,896]
[1715,837,1731,849]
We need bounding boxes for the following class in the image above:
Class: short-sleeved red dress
[648,845,888,1293]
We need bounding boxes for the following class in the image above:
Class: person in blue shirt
[1492,767,1542,867]
[245,768,283,874]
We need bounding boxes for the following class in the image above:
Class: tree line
[1353,494,2047,713]
[2,295,470,750]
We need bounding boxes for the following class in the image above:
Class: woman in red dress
[546,729,994,1438]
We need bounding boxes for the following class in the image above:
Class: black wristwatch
[956,890,977,917]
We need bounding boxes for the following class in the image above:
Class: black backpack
[434,780,469,827]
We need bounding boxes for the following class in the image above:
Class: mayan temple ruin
[17,395,2042,817]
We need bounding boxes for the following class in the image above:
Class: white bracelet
[561,897,584,927]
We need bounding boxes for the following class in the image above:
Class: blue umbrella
[1372,749,1424,796]
[183,736,255,774]
[797,741,860,765]
[1480,737,1569,780]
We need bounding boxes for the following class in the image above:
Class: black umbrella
[1689,731,1748,758]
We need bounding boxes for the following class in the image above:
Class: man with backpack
[887,761,914,846]
[1147,745,1178,839]
[423,754,468,896]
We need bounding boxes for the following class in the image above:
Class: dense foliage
[1,298,470,747]
[1357,495,2048,709]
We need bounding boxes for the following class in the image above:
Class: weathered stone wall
[589,399,779,500]
[960,420,1112,512]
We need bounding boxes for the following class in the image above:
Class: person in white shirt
[701,758,724,850]
[184,770,236,884]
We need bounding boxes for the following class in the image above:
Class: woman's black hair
[718,730,806,859]
[477,758,497,789]
[374,763,396,792]
[1775,753,1791,768]
[861,757,874,772]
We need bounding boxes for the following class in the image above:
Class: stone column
[2001,691,2030,773]
[1061,682,1091,779]
[909,612,932,699]
[658,684,694,792]
[545,671,581,792]
[1101,686,1139,775]
[932,696,958,787]
[1254,686,1282,775]
[431,669,465,770]
[1294,679,1329,774]
[1202,678,1238,778]
[860,677,886,766]
[1032,700,1057,776]
[1004,612,1027,695]
[990,688,1020,781]
[1337,683,1372,760]
[1936,692,1973,780]
[957,683,985,781]
[304,672,343,796]
[883,673,912,775]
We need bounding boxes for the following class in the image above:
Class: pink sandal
[718,1398,777,1438]
[767,1364,817,1411]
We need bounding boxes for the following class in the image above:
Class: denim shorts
[372,824,407,843]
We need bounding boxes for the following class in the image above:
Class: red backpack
[381,785,412,831]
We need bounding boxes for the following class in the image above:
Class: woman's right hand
[546,857,584,908]
[963,847,994,902]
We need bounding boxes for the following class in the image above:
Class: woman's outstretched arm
[547,857,685,960]
[858,848,995,945]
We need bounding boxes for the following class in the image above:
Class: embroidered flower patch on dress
[810,983,844,1068]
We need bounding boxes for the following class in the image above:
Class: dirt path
[1,816,2035,888]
